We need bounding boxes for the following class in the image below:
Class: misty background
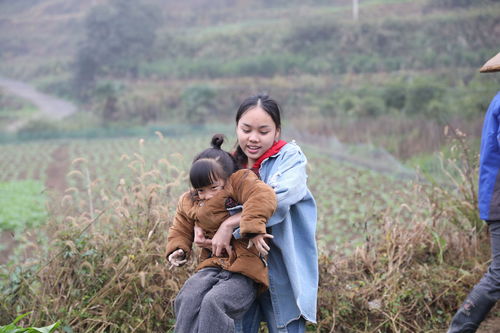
[1,0,500,169]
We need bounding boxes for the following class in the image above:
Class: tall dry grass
[314,128,489,332]
[0,130,492,332]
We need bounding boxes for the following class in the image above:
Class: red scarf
[247,140,287,176]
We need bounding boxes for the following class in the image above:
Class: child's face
[196,178,226,200]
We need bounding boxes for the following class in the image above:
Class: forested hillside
[1,0,499,155]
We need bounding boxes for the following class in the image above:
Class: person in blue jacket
[195,94,318,333]
[448,51,500,332]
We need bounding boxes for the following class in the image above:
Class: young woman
[197,95,319,333]
[166,134,276,333]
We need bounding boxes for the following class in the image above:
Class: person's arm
[494,97,500,146]
[212,147,309,252]
[232,170,277,236]
[211,170,277,256]
[193,224,212,249]
[248,233,274,256]
[266,146,309,227]
[211,212,241,257]
[166,193,195,264]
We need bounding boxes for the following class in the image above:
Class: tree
[74,0,160,99]
[181,85,216,125]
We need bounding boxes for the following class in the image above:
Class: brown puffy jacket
[166,169,277,291]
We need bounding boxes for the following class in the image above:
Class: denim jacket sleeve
[266,145,308,227]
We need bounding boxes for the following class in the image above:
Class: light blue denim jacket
[234,141,318,328]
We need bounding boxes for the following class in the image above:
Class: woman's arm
[211,212,241,257]
[266,146,309,227]
[232,170,277,236]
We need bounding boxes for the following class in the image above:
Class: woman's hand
[211,212,242,257]
[248,233,274,256]
[168,249,187,268]
[193,225,212,249]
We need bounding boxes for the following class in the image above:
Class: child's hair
[234,94,282,168]
[189,134,238,189]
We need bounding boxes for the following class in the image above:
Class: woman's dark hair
[234,94,282,168]
[189,134,237,189]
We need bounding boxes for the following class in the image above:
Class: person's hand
[248,233,274,256]
[168,249,187,268]
[211,223,234,257]
[194,225,212,249]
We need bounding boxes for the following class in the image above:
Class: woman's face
[236,106,280,166]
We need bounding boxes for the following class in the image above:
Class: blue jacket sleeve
[266,147,309,227]
[495,98,500,146]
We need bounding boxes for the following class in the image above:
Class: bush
[405,80,446,118]
[181,84,217,125]
[382,83,406,111]
[16,119,61,141]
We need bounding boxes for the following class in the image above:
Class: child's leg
[197,270,257,333]
[174,267,222,333]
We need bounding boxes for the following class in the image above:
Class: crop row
[0,135,418,250]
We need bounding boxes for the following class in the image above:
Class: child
[166,134,277,333]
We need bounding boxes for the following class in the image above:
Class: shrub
[16,119,61,141]
[181,84,217,125]
[0,312,60,333]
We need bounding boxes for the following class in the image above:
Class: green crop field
[0,135,422,253]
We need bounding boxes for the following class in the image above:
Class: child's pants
[174,267,257,333]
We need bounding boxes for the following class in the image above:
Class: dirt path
[45,144,70,193]
[0,76,77,132]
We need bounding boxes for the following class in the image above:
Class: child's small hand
[194,225,212,249]
[247,233,274,256]
[168,249,187,268]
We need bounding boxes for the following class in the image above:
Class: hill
[0,0,499,159]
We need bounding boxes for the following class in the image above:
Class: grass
[0,180,47,232]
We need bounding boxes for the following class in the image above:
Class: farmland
[0,132,487,332]
[1,0,498,330]
[0,134,418,252]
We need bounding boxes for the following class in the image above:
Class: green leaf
[12,312,32,325]
[0,324,18,333]
[27,322,61,333]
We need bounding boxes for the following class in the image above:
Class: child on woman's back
[166,134,276,333]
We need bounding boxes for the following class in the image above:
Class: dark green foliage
[16,119,60,140]
[148,8,499,79]
[425,0,497,9]
[382,83,406,111]
[405,80,447,117]
[74,0,160,99]
[181,85,217,125]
